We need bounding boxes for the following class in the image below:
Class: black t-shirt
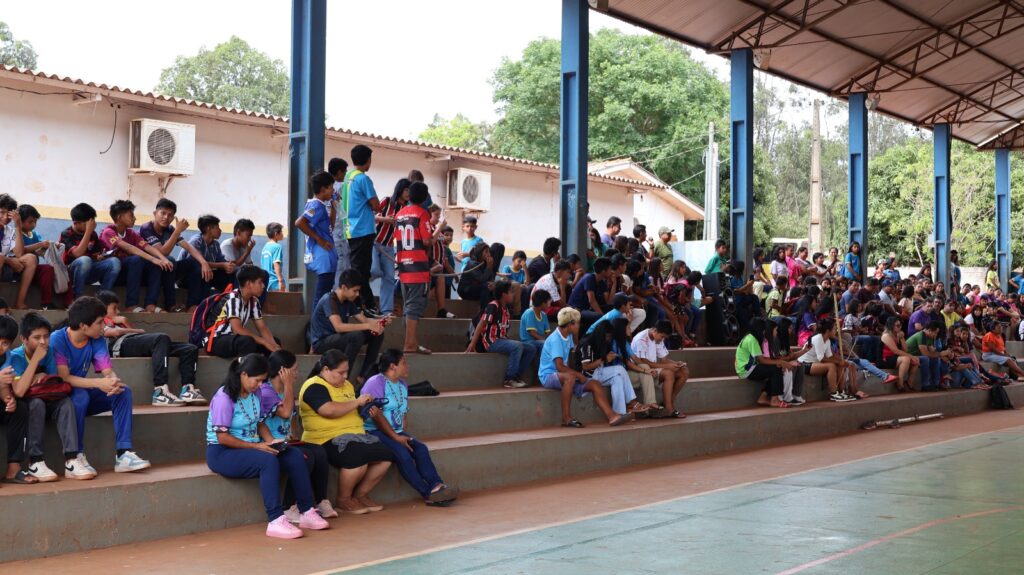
[301,382,332,412]
[527,256,550,284]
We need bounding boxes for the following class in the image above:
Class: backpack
[188,284,235,352]
[26,375,72,402]
[990,384,1015,410]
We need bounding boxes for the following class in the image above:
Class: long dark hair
[308,349,348,380]
[223,354,269,402]
[268,350,297,379]
[489,242,506,273]
[765,320,781,359]
[377,348,405,376]
[589,320,614,362]
[391,178,411,208]
[609,317,632,362]
[748,317,767,346]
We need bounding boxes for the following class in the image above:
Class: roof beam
[978,124,1024,150]
[712,0,858,53]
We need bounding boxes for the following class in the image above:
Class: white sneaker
[152,385,186,407]
[791,396,806,405]
[512,379,529,388]
[178,384,208,405]
[317,499,339,518]
[27,461,58,482]
[445,311,456,319]
[77,453,98,476]
[65,456,97,480]
[114,451,151,473]
[283,504,301,524]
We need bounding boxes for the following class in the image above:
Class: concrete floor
[7,410,1024,575]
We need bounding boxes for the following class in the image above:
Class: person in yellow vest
[298,349,393,515]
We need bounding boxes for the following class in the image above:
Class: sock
[62,453,77,461]
[117,449,128,457]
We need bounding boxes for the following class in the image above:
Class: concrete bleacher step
[0,284,302,315]
[3,383,1019,562]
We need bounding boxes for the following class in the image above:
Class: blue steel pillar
[995,148,1012,291]
[559,0,589,258]
[933,124,952,290]
[288,0,326,312]
[848,92,869,277]
[730,48,754,269]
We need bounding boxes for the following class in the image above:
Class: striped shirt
[374,197,402,245]
[477,301,510,352]
[395,204,432,284]
[213,290,263,336]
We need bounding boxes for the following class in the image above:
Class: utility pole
[703,122,719,242]
[809,99,822,252]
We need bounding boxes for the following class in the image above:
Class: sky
[1,0,730,139]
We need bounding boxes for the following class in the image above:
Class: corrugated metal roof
[0,64,667,189]
[604,0,1024,149]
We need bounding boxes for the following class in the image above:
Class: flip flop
[609,413,632,427]
[2,470,39,484]
[406,346,432,355]
[561,418,584,428]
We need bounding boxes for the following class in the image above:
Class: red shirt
[99,226,148,259]
[374,197,402,245]
[478,300,509,351]
[395,204,432,284]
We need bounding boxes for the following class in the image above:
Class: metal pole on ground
[995,148,1012,292]
[559,0,589,259]
[933,123,952,291]
[848,93,869,275]
[730,49,754,270]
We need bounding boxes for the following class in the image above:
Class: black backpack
[990,384,1015,410]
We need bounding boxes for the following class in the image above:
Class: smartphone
[270,442,288,453]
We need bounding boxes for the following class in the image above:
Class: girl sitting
[880,317,919,392]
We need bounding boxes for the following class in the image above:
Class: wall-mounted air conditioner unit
[129,119,195,176]
[446,168,491,211]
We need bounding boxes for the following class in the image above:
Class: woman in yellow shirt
[299,349,393,515]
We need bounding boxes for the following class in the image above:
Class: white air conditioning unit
[129,119,196,176]
[446,168,491,211]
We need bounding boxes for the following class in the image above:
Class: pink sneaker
[317,499,339,518]
[299,508,330,530]
[266,515,303,539]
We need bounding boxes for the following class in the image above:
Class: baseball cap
[658,226,674,236]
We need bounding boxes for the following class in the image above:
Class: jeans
[689,306,703,337]
[312,331,384,382]
[0,398,28,463]
[487,338,536,380]
[916,356,948,390]
[69,256,121,298]
[206,444,314,522]
[115,255,161,308]
[592,364,637,415]
[166,257,202,308]
[851,357,887,380]
[348,234,375,310]
[333,237,351,288]
[523,339,545,360]
[313,273,335,308]
[369,430,443,499]
[26,397,77,460]
[116,332,198,387]
[71,386,134,453]
[371,244,397,314]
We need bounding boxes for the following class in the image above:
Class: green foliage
[418,114,492,151]
[0,22,37,69]
[155,36,289,117]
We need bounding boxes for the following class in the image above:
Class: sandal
[2,470,39,484]
[561,418,584,428]
[628,403,650,414]
[609,413,632,427]
[403,345,432,355]
[663,410,687,418]
[769,401,790,409]
[855,391,870,399]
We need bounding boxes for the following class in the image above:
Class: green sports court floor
[337,429,1024,574]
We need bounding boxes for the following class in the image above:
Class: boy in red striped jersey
[467,280,537,388]
[395,182,434,355]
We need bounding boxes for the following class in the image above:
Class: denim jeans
[851,357,887,380]
[68,256,121,297]
[369,430,443,499]
[115,255,160,307]
[916,356,948,390]
[592,364,637,415]
[206,444,314,522]
[487,338,536,380]
[70,386,134,452]
[371,244,397,314]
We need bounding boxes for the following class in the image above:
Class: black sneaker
[362,307,382,319]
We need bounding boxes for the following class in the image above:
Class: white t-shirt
[220,238,254,265]
[770,260,788,278]
[533,273,562,303]
[798,333,833,364]
[632,329,668,363]
[0,221,16,256]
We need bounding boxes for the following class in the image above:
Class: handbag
[46,243,69,294]
[26,375,72,402]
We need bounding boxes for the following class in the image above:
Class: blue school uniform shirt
[2,345,57,378]
[586,307,626,335]
[260,241,283,290]
[346,172,378,239]
[49,328,112,377]
[206,387,264,444]
[256,382,290,441]
[361,374,408,434]
[502,264,525,284]
[539,330,574,382]
[302,198,337,275]
[519,308,551,342]
[840,252,861,280]
[460,236,483,271]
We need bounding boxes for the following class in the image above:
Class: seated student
[502,250,528,285]
[0,194,38,310]
[567,256,613,329]
[538,307,619,428]
[837,330,900,386]
[736,318,795,408]
[467,280,536,388]
[532,261,572,319]
[577,319,644,423]
[222,218,270,305]
[261,223,286,293]
[52,296,150,474]
[527,238,562,285]
[309,270,387,385]
[587,293,646,337]
[764,320,807,405]
[520,289,553,358]
[566,253,586,290]
[0,315,36,484]
[206,354,329,539]
[6,313,86,482]
[138,198,213,312]
[18,204,73,309]
[205,265,280,358]
[632,321,689,417]
[100,200,173,313]
[946,323,990,390]
[297,172,339,306]
[257,351,337,523]
[905,320,951,391]
[880,317,920,392]
[178,214,235,297]
[60,203,121,300]
[982,320,1024,381]
[843,300,882,363]
[456,242,496,310]
[364,349,459,506]
[95,290,205,407]
[798,318,864,401]
[298,350,394,515]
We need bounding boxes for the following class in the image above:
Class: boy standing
[328,157,350,282]
[139,198,213,312]
[6,313,87,481]
[60,203,121,299]
[704,240,729,275]
[456,215,483,272]
[261,223,285,292]
[95,290,205,407]
[0,315,36,483]
[467,280,536,388]
[205,265,280,358]
[0,194,38,309]
[297,172,338,305]
[52,296,151,474]
[395,182,434,355]
[343,146,381,314]
[433,222,457,319]
[100,200,173,312]
[652,227,675,279]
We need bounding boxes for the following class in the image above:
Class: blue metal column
[995,148,1012,291]
[848,92,869,277]
[933,123,952,290]
[288,0,326,312]
[559,0,589,259]
[730,48,754,268]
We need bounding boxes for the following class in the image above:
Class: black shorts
[801,362,814,376]
[321,437,394,469]
[878,356,897,370]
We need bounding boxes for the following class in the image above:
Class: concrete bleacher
[1,297,1022,562]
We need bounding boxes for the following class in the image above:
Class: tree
[155,36,289,117]
[418,113,492,151]
[0,22,37,69]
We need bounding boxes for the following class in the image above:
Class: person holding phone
[205,354,329,539]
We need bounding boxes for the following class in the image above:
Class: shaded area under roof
[603,0,1024,150]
